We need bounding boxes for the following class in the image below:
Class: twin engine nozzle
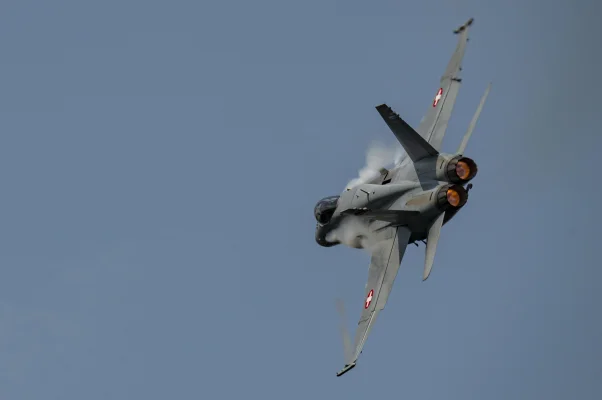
[436,183,469,211]
[443,156,478,184]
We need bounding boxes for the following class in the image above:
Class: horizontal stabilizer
[423,212,445,281]
[341,208,419,223]
[376,104,439,163]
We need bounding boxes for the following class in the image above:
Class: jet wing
[416,18,473,151]
[337,225,412,376]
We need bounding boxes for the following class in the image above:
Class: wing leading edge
[337,225,412,376]
[416,18,473,151]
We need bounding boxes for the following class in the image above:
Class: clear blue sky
[1,0,601,399]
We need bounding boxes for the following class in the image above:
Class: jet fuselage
[314,153,476,248]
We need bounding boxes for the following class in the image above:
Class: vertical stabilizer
[375,104,439,163]
[457,82,491,155]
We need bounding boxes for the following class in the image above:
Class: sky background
[1,0,601,399]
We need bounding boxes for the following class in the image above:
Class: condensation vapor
[327,141,406,253]
[325,216,378,253]
[345,141,405,190]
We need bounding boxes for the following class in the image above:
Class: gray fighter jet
[313,18,491,377]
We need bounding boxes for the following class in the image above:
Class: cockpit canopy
[314,195,340,225]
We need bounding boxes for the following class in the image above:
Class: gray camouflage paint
[313,18,490,376]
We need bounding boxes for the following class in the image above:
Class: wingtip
[336,363,356,377]
[453,17,474,34]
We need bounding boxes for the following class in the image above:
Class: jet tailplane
[423,212,445,281]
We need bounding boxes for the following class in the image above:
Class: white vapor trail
[325,216,377,252]
[327,141,406,252]
[345,141,405,190]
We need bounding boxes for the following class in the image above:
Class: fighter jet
[313,18,491,377]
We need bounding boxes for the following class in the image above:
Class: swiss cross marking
[364,289,374,309]
[433,88,443,107]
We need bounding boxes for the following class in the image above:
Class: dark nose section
[314,196,340,225]
[315,224,339,247]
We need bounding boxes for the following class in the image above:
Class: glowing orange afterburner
[455,161,471,180]
[446,189,461,207]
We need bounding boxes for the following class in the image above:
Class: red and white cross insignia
[433,88,443,107]
[364,289,374,309]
